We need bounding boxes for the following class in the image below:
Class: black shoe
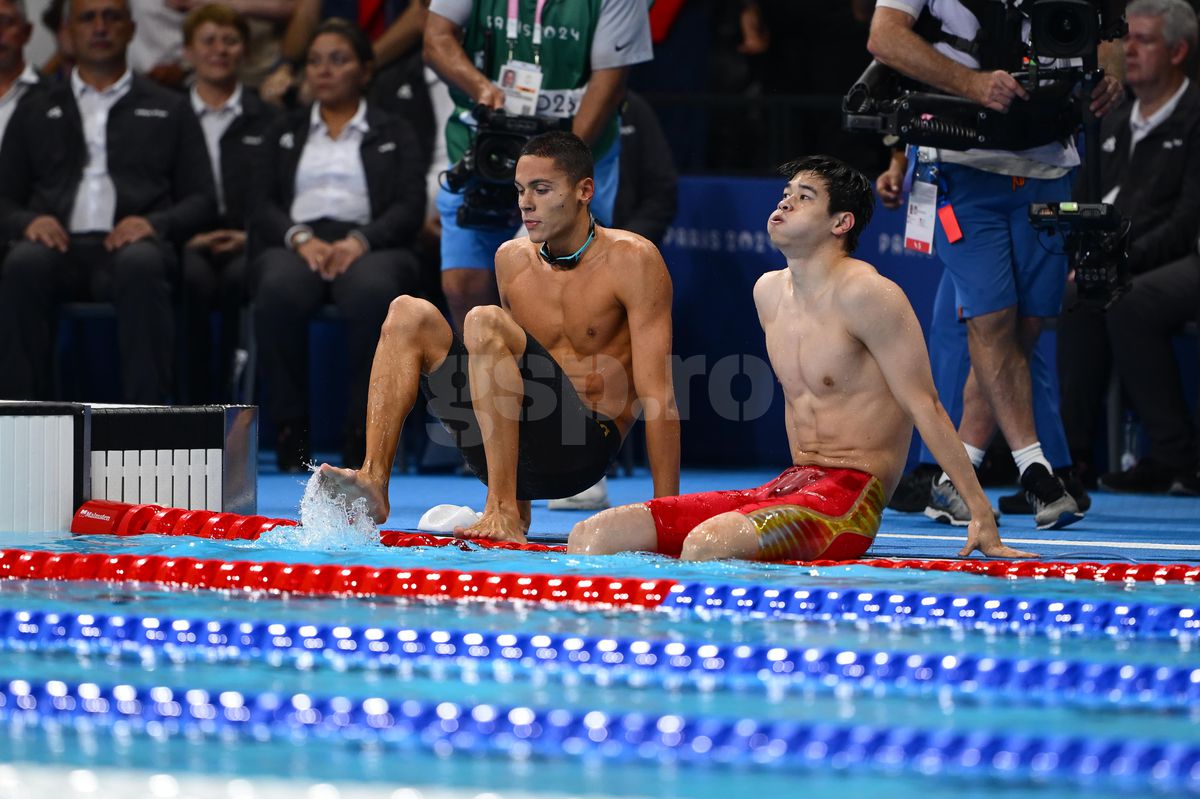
[998,466,1091,514]
[1098,457,1179,494]
[1169,471,1200,496]
[1020,463,1084,530]
[276,421,310,474]
[887,463,941,512]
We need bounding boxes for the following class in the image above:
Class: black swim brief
[419,331,623,500]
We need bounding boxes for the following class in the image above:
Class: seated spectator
[181,3,279,401]
[0,0,39,144]
[259,0,433,160]
[129,0,295,90]
[167,0,296,89]
[0,0,214,404]
[251,18,424,472]
[1058,0,1200,494]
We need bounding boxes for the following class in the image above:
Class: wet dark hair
[777,154,875,254]
[307,17,374,67]
[520,131,594,185]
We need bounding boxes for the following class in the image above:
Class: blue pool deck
[257,461,1200,564]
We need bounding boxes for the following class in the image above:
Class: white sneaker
[547,477,610,511]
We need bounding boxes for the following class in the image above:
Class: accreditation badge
[904,178,938,255]
[498,60,543,116]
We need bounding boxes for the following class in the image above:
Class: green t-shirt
[443,0,615,164]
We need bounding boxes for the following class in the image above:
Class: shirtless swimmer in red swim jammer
[568,155,1036,562]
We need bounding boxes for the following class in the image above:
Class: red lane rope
[69,501,1200,584]
[71,500,566,553]
[0,548,675,607]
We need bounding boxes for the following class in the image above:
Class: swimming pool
[0,512,1198,799]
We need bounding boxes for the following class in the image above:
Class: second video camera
[444,106,569,230]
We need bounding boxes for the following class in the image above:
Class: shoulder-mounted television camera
[843,0,1127,151]
[443,105,570,230]
[845,0,1131,307]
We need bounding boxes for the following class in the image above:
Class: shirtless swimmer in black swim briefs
[320,131,680,543]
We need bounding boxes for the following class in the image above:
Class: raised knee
[381,295,441,338]
[462,304,512,353]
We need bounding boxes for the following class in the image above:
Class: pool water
[0,527,1197,799]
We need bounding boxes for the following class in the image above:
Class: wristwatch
[289,228,314,249]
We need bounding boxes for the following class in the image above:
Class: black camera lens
[1047,8,1088,51]
[1030,0,1099,58]
[475,134,525,183]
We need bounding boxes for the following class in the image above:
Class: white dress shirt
[191,83,243,216]
[289,100,372,234]
[0,64,40,144]
[68,68,134,233]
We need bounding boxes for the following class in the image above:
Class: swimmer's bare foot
[455,507,528,544]
[316,463,390,524]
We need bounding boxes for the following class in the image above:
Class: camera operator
[422,0,652,332]
[1059,0,1200,495]
[867,0,1123,530]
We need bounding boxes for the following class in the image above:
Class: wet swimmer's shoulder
[495,237,539,274]
[497,237,538,262]
[600,226,655,253]
[598,229,666,274]
[835,261,907,318]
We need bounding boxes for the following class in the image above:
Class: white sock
[964,442,987,468]
[937,442,986,486]
[1013,442,1053,477]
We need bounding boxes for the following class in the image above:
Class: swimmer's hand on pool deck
[959,516,1037,560]
[316,463,391,525]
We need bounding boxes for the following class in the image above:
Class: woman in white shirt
[251,18,425,473]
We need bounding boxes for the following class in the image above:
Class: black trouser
[1058,254,1200,471]
[182,246,246,403]
[252,219,421,432]
[0,235,175,403]
[1057,284,1113,468]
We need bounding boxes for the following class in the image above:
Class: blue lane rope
[2,609,1198,712]
[1,677,1197,791]
[661,583,1200,640]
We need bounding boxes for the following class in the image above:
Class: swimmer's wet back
[421,332,623,499]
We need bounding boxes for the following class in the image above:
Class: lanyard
[506,0,549,65]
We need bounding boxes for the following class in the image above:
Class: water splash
[259,470,380,550]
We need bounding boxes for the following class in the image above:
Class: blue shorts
[437,137,620,271]
[931,163,1072,319]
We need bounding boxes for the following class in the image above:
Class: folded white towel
[417,504,482,533]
